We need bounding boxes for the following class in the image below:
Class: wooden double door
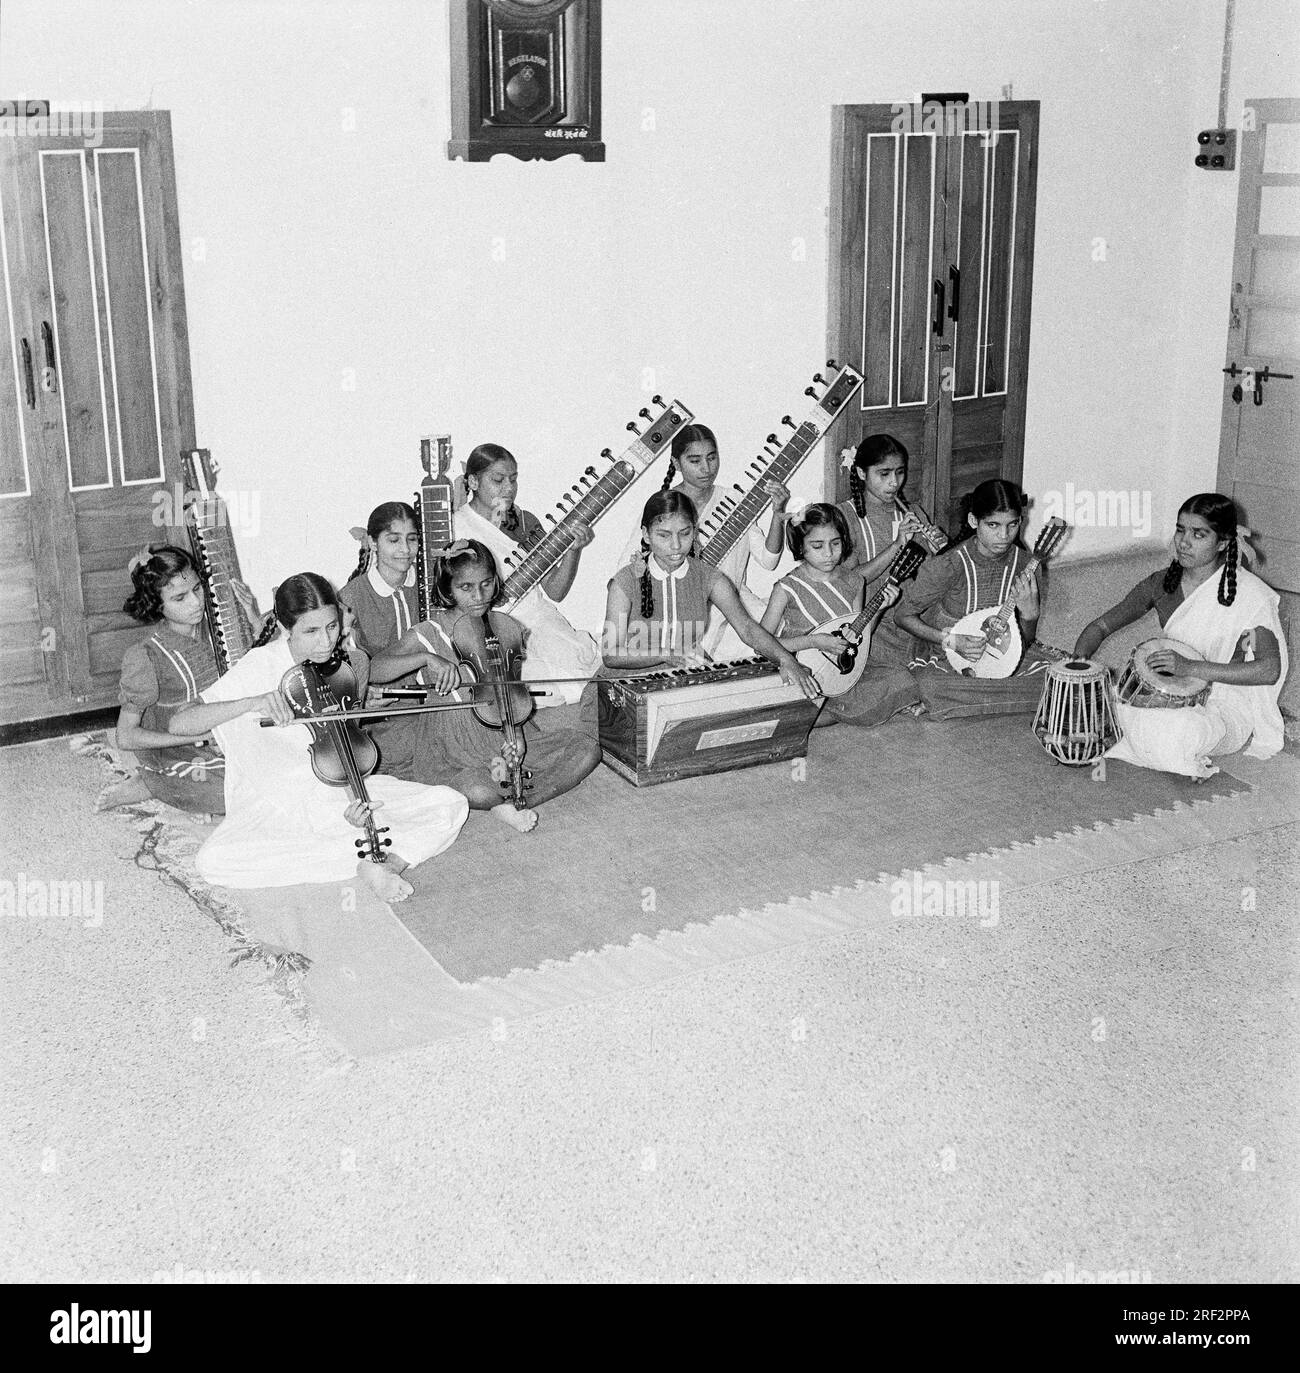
[824,101,1039,532]
[0,111,194,729]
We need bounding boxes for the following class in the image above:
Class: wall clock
[447,0,604,162]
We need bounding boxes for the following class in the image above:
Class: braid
[250,610,280,649]
[347,545,370,583]
[848,463,866,517]
[639,541,655,619]
[1161,558,1182,595]
[659,457,676,492]
[1219,533,1238,606]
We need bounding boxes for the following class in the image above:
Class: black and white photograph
[0,0,1297,1316]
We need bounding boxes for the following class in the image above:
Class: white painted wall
[1,0,1296,635]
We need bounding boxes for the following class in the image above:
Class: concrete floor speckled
[1,737,1296,1283]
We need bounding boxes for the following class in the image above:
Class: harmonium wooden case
[597,659,821,787]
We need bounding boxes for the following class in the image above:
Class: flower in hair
[839,446,857,470]
[785,497,811,528]
[126,544,156,575]
[1236,524,1255,563]
[441,540,473,557]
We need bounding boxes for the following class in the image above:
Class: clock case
[448,0,604,163]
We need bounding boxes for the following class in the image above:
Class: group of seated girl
[105,427,1289,897]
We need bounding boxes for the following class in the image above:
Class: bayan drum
[1116,637,1211,710]
[1032,657,1122,766]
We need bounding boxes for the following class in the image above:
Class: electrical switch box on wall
[1195,128,1237,169]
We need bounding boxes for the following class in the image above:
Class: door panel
[827,102,1038,534]
[1218,98,1300,593]
[0,113,194,728]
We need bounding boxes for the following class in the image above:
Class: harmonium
[596,658,822,787]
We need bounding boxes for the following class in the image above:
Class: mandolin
[414,434,455,622]
[497,397,694,608]
[943,517,1069,678]
[181,448,257,673]
[697,362,864,571]
[797,541,928,697]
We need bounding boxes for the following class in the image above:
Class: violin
[449,609,535,809]
[278,653,392,865]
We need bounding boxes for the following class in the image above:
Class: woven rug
[395,714,1247,982]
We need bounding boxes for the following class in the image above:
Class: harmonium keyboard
[597,658,822,787]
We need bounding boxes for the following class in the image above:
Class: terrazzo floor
[2,737,1297,1283]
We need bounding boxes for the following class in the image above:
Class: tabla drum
[1116,637,1210,709]
[1032,657,1122,766]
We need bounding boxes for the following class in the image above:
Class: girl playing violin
[894,479,1056,719]
[454,443,600,704]
[170,573,468,900]
[1074,493,1287,778]
[370,540,602,834]
[337,501,424,777]
[589,490,819,704]
[103,544,259,815]
[760,503,920,726]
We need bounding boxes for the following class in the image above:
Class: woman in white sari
[1074,493,1288,779]
[454,444,600,705]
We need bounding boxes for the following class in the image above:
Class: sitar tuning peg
[639,408,653,420]
[782,415,796,428]
[651,394,664,406]
[585,466,598,478]
[812,372,825,386]
[627,421,640,434]
[826,357,838,369]
[766,433,779,446]
[601,447,614,460]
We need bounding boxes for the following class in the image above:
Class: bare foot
[491,802,538,833]
[96,776,152,811]
[357,858,414,903]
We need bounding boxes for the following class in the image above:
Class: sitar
[414,434,455,622]
[497,397,694,608]
[181,448,257,674]
[697,362,864,572]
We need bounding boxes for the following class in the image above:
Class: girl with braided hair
[103,544,260,814]
[1074,493,1287,777]
[614,424,790,657]
[580,491,818,737]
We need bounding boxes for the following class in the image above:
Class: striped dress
[896,539,1055,719]
[834,496,917,665]
[774,567,919,726]
[117,624,226,813]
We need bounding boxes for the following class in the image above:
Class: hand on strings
[881,584,901,609]
[231,578,261,624]
[344,798,383,829]
[567,522,595,552]
[762,479,791,514]
[946,632,988,663]
[809,633,850,655]
[488,496,513,530]
[1011,572,1040,620]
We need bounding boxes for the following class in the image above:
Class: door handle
[40,320,58,394]
[948,265,961,322]
[20,337,34,408]
[932,279,946,336]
